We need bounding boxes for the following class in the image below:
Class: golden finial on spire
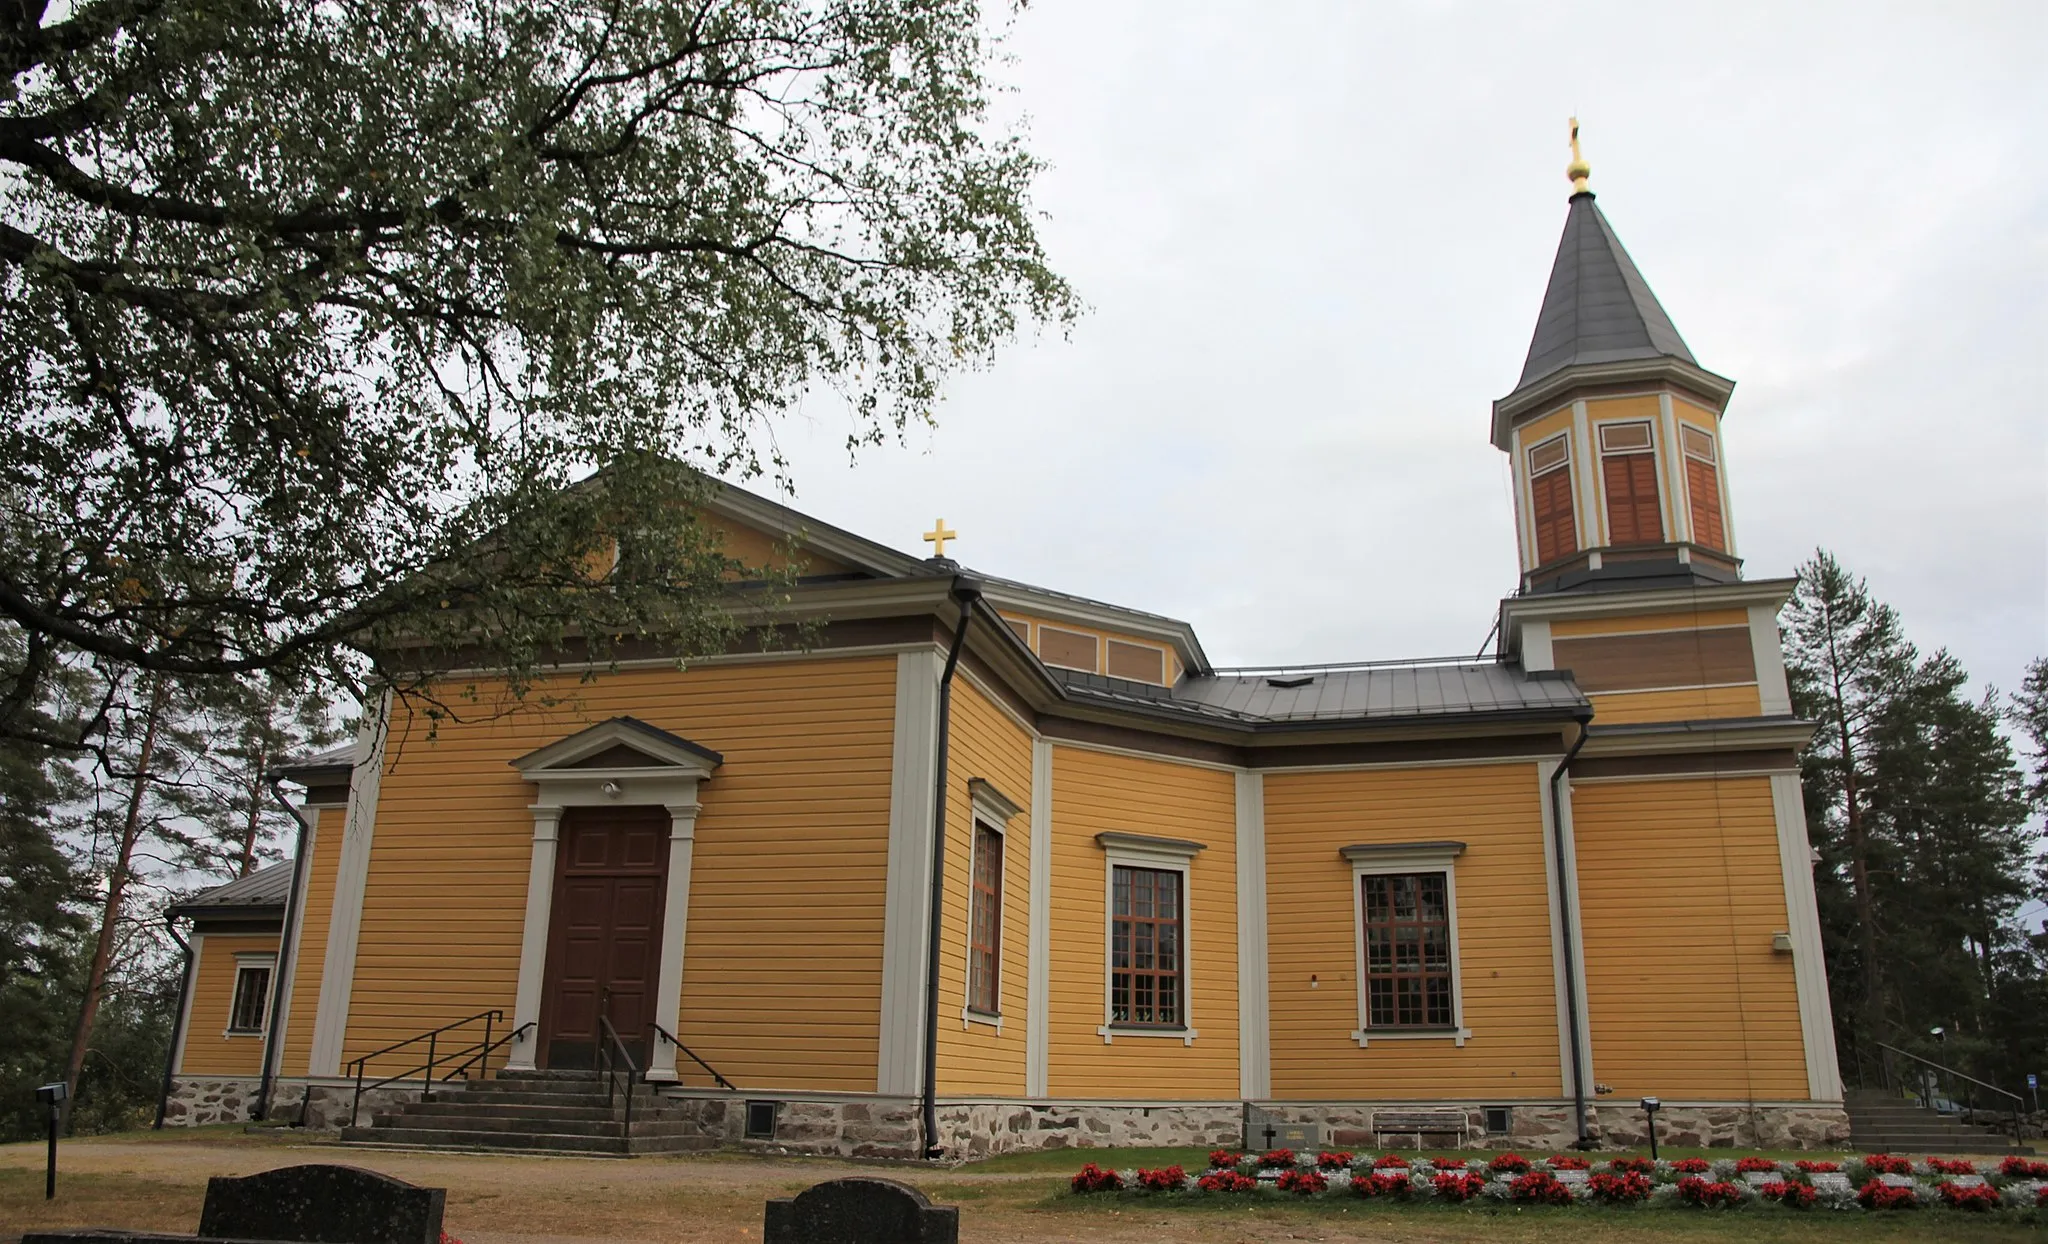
[1566,116,1592,196]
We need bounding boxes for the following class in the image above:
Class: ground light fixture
[36,1081,67,1199]
[1639,1096,1662,1161]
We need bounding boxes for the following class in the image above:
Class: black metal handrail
[1876,1041,2027,1145]
[647,1020,735,1090]
[345,1009,510,1129]
[597,1012,638,1134]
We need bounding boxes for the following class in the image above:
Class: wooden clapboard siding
[935,678,1033,1095]
[709,515,855,577]
[1552,609,1750,638]
[1263,764,1562,1099]
[1574,777,1808,1098]
[1588,684,1762,726]
[1553,627,1755,694]
[1585,395,1662,424]
[281,804,347,1077]
[1045,747,1238,1097]
[181,933,278,1076]
[342,656,897,1092]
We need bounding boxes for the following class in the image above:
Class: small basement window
[1484,1106,1512,1135]
[745,1100,779,1139]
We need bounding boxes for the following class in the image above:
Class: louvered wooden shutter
[1686,457,1725,550]
[1530,468,1577,565]
[1602,453,1664,545]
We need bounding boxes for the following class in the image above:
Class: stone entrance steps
[338,1069,717,1157]
[1844,1088,2032,1154]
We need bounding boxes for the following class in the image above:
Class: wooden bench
[1371,1109,1469,1149]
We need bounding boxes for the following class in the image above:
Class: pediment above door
[511,717,721,810]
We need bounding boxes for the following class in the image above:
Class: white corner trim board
[1772,772,1844,1100]
[1234,770,1270,1099]
[877,649,942,1096]
[1025,739,1053,1098]
[306,695,390,1077]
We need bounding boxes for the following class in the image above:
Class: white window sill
[1352,1026,1470,1048]
[961,1006,1003,1033]
[1099,1023,1198,1046]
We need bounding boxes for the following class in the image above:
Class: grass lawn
[0,1129,2036,1244]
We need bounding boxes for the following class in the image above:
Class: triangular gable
[702,478,928,581]
[512,717,722,779]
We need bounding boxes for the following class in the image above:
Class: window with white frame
[228,955,275,1035]
[1094,831,1205,1044]
[1343,842,1468,1047]
[967,820,1004,1016]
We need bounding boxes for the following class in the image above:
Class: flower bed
[1061,1148,2048,1217]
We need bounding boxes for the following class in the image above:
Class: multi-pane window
[1361,873,1453,1028]
[1525,434,1577,565]
[1680,425,1726,551]
[967,824,1003,1015]
[1110,865,1182,1026]
[229,962,272,1034]
[1598,422,1664,545]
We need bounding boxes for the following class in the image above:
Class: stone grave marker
[1878,1172,1916,1189]
[763,1177,958,1244]
[1741,1171,1780,1188]
[1553,1169,1588,1188]
[1811,1172,1853,1194]
[25,1163,444,1244]
[1944,1174,1987,1188]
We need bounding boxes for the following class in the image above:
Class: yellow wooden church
[161,140,1847,1156]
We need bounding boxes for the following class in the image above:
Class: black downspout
[253,780,314,1123]
[153,916,194,1130]
[1551,710,1595,1147]
[921,575,983,1159]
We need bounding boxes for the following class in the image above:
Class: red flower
[1861,1153,1912,1176]
[1759,1180,1817,1209]
[1316,1150,1354,1170]
[2037,1185,2048,1209]
[1371,1154,1410,1170]
[1508,1171,1573,1205]
[1275,1168,1327,1196]
[1136,1165,1186,1192]
[2000,1155,2048,1178]
[1676,1176,1743,1208]
[1258,1148,1297,1169]
[1669,1158,1710,1174]
[1926,1157,1974,1175]
[1353,1171,1412,1199]
[1735,1156,1779,1174]
[1071,1163,1123,1193]
[1431,1171,1488,1202]
[1196,1170,1257,1193]
[1487,1152,1532,1175]
[438,1235,464,1244]
[1855,1178,1919,1211]
[1793,1159,1840,1173]
[1608,1156,1654,1175]
[1207,1149,1243,1170]
[1936,1181,1998,1212]
[1547,1155,1590,1170]
[1585,1172,1652,1204]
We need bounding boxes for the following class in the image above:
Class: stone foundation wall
[937,1102,1243,1159]
[1255,1099,1850,1152]
[261,1081,426,1131]
[657,1093,925,1159]
[162,1077,264,1127]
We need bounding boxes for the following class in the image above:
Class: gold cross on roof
[922,518,958,559]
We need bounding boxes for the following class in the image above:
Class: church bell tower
[1493,121,1741,595]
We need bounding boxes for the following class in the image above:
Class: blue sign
[2031,1073,2039,1089]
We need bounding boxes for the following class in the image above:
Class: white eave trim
[1580,718,1818,757]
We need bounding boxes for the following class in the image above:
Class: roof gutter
[1551,709,1595,1147]
[921,574,983,1159]
[253,779,314,1123]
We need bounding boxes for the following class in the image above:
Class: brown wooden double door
[539,807,668,1069]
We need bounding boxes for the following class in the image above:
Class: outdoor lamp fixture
[1639,1096,1662,1161]
[1931,1026,1946,1042]
[35,1081,67,1200]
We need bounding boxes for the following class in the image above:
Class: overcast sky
[759,1,2045,699]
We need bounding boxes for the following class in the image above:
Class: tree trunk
[1824,603,1885,1077]
[238,731,269,877]
[64,676,168,1109]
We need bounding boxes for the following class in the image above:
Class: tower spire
[1567,117,1591,197]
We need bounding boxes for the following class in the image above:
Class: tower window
[1598,422,1664,546]
[1525,434,1577,566]
[1681,426,1726,551]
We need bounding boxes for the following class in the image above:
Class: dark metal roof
[1517,193,1695,389]
[1049,660,1588,728]
[169,860,293,917]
